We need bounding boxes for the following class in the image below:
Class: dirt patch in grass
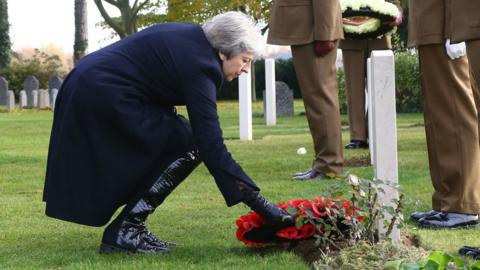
[344,153,371,168]
[259,232,426,269]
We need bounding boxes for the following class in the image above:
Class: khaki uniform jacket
[408,0,480,47]
[267,0,344,45]
[408,0,445,47]
[449,0,480,43]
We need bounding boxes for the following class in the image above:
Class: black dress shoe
[410,210,440,221]
[292,169,329,180]
[293,168,313,177]
[459,246,480,260]
[345,140,369,149]
[417,212,479,229]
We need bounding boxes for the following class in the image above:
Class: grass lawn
[1,100,479,269]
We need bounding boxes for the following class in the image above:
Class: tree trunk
[74,0,88,65]
[0,0,10,73]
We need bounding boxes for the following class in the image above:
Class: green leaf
[471,260,480,270]
[399,263,421,270]
[295,216,305,228]
[286,206,298,215]
[385,259,404,270]
[421,260,440,270]
[427,251,452,267]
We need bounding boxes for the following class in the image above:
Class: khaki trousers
[419,44,480,214]
[291,43,343,175]
[342,39,391,141]
[467,40,480,140]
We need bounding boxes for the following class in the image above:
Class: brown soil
[279,232,421,269]
[344,153,371,167]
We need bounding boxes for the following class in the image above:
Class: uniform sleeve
[312,0,344,41]
[182,72,259,205]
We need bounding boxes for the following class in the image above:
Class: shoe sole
[417,220,479,229]
[99,243,169,254]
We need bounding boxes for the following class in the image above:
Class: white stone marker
[31,90,38,108]
[6,90,15,111]
[368,50,399,242]
[51,89,58,111]
[367,58,374,165]
[38,90,50,109]
[265,58,276,126]
[238,73,252,141]
[19,90,27,108]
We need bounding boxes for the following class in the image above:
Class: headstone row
[0,75,62,111]
[5,89,59,111]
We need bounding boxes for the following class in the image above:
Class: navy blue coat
[43,23,259,226]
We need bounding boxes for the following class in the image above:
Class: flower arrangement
[340,0,401,39]
[236,197,365,247]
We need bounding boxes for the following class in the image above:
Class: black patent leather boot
[241,188,295,228]
[100,150,201,254]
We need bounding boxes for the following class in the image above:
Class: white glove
[445,39,466,60]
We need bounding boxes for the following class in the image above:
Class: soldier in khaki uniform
[409,0,480,229]
[340,0,401,150]
[448,0,480,259]
[341,37,391,149]
[267,0,344,180]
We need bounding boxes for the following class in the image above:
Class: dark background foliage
[218,51,421,114]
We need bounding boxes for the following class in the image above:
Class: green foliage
[319,174,404,247]
[337,68,348,114]
[0,0,11,73]
[218,54,419,114]
[385,251,480,270]
[4,49,66,93]
[140,0,271,26]
[395,51,422,113]
[314,240,429,270]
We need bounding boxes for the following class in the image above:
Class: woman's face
[219,52,255,81]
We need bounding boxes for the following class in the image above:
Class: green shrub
[3,49,66,95]
[395,51,422,113]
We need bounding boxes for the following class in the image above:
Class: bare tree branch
[94,0,126,38]
[132,0,150,16]
[104,0,120,8]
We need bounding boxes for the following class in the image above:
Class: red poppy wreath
[236,197,365,247]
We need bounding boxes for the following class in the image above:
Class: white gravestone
[265,58,276,126]
[38,89,50,109]
[238,73,252,141]
[19,90,27,108]
[368,50,399,242]
[31,90,38,108]
[6,90,15,111]
[51,89,58,111]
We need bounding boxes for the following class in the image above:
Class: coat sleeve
[182,72,260,206]
[312,0,344,41]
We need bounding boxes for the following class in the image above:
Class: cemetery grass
[1,101,479,270]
